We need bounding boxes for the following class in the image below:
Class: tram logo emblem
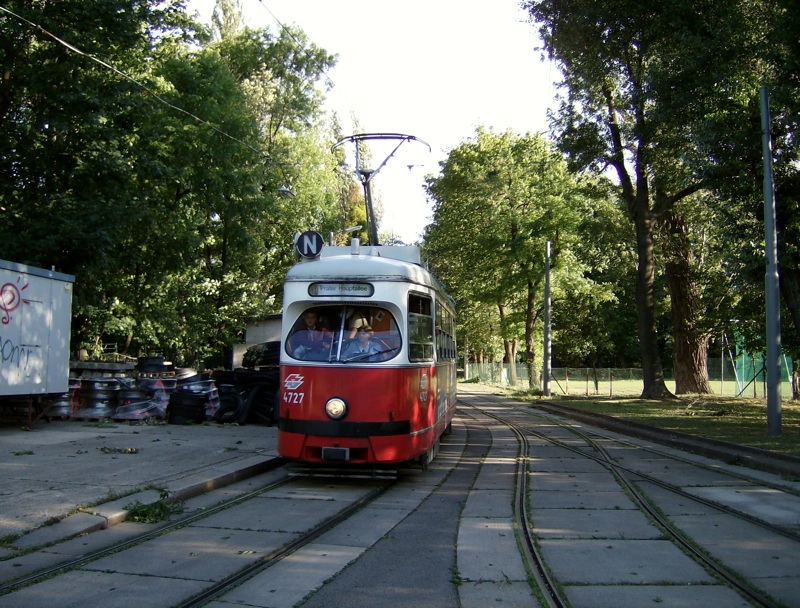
[284,374,305,390]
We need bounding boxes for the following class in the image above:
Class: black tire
[167,392,205,423]
[214,386,246,424]
[138,356,166,373]
[119,389,149,405]
[169,391,206,408]
[245,384,279,426]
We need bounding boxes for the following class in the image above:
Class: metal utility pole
[760,85,782,435]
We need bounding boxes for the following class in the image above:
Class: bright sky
[188,0,556,242]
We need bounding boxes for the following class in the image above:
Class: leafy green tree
[424,129,600,387]
[769,0,800,371]
[0,0,200,354]
[694,0,800,388]
[522,0,769,396]
[138,20,338,365]
[0,0,342,366]
[553,177,636,369]
[211,0,243,40]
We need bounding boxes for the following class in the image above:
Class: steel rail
[0,473,294,595]
[549,423,800,542]
[461,392,787,608]
[176,479,397,608]
[559,425,786,608]
[463,407,569,608]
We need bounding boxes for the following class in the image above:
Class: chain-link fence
[464,360,796,399]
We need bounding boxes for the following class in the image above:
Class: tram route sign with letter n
[295,231,325,260]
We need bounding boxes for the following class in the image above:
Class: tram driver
[287,310,332,360]
[343,325,383,361]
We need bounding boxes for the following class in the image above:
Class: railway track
[3,389,798,607]
[474,409,569,608]
[0,473,295,596]
[0,467,398,606]
[177,476,395,607]
[459,388,800,608]
[0,425,475,608]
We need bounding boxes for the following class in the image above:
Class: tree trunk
[603,80,674,400]
[665,213,713,394]
[498,304,517,385]
[524,277,540,390]
[779,267,800,358]
[502,340,517,385]
[633,208,674,398]
[671,325,712,393]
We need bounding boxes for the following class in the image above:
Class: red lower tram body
[278,363,456,464]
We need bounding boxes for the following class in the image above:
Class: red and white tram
[277,235,457,467]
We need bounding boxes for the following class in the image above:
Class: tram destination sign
[309,282,374,297]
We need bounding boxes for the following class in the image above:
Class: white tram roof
[285,245,435,287]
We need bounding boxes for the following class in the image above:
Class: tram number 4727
[283,391,305,404]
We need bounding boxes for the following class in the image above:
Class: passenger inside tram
[286,305,401,362]
[286,310,333,360]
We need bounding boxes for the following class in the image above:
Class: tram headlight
[325,397,348,421]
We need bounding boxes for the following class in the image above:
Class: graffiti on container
[1,336,37,373]
[1,275,37,375]
[1,276,30,325]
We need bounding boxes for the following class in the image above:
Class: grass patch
[124,489,183,523]
[518,393,800,457]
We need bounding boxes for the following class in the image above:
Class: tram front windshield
[285,305,401,362]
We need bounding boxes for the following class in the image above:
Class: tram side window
[436,303,456,361]
[408,294,434,362]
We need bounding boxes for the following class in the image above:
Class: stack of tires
[78,378,120,419]
[167,375,221,424]
[45,379,80,419]
[113,378,164,422]
[137,377,176,418]
[213,341,280,426]
[137,355,172,375]
[118,382,149,408]
[167,390,207,425]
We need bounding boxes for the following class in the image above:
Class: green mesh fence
[465,355,795,399]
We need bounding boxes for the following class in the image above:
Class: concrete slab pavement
[0,419,280,551]
[457,415,540,608]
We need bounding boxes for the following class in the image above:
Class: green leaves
[0,0,344,367]
[425,129,618,368]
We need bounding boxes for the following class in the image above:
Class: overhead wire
[0,3,264,157]
[253,0,369,136]
[253,0,338,93]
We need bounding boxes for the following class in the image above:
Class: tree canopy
[0,0,349,366]
[424,129,619,385]
[4,0,800,390]
[521,0,793,397]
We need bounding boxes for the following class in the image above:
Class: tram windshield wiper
[341,347,398,363]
